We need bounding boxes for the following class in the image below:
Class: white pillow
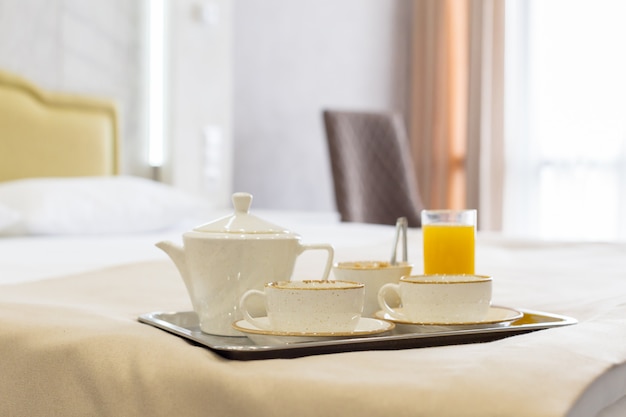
[0,203,22,233]
[0,176,204,235]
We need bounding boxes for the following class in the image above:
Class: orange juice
[423,224,475,274]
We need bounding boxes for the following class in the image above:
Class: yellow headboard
[0,70,119,182]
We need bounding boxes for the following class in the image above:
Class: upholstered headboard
[0,70,119,182]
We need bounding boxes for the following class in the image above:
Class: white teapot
[156,192,334,336]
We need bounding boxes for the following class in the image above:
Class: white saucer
[232,317,395,345]
[374,306,523,330]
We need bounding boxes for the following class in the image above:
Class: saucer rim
[232,317,395,337]
[373,305,523,326]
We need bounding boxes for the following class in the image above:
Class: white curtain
[467,0,505,231]
[409,0,505,231]
[409,0,470,212]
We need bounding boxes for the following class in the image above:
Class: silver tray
[138,308,577,360]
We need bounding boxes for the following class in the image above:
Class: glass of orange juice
[421,209,477,274]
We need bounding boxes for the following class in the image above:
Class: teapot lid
[193,192,295,235]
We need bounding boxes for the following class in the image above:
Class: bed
[2,70,626,417]
[0,69,118,181]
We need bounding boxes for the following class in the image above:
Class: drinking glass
[421,209,477,274]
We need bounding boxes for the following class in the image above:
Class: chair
[323,109,424,227]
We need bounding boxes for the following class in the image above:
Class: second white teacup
[239,280,365,333]
[333,261,413,317]
[378,274,492,323]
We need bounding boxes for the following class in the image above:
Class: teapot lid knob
[232,192,252,214]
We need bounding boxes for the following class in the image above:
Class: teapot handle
[298,243,334,280]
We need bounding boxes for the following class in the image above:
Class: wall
[232,0,412,211]
[0,0,234,206]
[0,0,146,177]
[0,0,412,212]
[165,0,233,208]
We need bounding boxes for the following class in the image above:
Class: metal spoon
[390,217,408,265]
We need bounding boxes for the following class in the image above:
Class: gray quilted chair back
[323,110,424,227]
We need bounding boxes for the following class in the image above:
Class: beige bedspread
[2,235,626,417]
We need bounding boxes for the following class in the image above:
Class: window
[504,0,626,240]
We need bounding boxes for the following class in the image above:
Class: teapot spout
[156,240,191,292]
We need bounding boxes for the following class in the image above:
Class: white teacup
[378,275,492,323]
[333,261,413,317]
[239,280,365,333]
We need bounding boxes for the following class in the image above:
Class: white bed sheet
[0,209,367,284]
[2,210,626,417]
